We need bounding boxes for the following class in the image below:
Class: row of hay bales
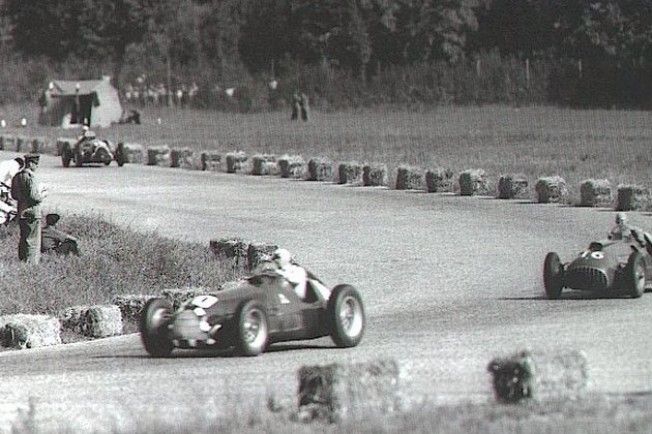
[3,134,651,211]
[294,349,588,422]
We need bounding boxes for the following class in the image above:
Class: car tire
[139,298,174,357]
[234,300,268,356]
[115,142,126,167]
[327,284,365,348]
[61,144,72,168]
[543,252,564,299]
[74,146,83,167]
[625,251,645,298]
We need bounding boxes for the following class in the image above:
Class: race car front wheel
[140,298,174,357]
[625,251,645,298]
[235,300,269,356]
[61,144,72,167]
[328,284,365,348]
[543,252,564,300]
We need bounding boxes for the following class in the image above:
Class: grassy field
[1,104,651,197]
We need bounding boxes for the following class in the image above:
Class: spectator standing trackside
[299,92,310,121]
[291,91,301,121]
[11,154,47,264]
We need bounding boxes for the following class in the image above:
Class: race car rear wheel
[625,251,645,298]
[61,144,72,168]
[74,146,83,167]
[235,300,268,356]
[140,298,174,357]
[115,142,126,167]
[543,252,564,300]
[328,284,365,348]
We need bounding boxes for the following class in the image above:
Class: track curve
[0,152,650,432]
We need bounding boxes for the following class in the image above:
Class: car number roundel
[191,295,218,308]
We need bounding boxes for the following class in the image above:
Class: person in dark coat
[11,154,47,263]
[41,213,79,256]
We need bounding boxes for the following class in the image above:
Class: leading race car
[543,236,652,299]
[139,266,365,357]
[61,137,126,168]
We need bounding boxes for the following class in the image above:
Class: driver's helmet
[271,248,292,269]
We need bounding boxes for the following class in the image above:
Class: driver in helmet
[271,248,331,301]
[76,125,96,145]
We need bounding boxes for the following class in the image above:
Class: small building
[38,76,123,128]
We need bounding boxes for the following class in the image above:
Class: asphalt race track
[0,152,650,432]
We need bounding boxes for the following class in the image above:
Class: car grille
[566,267,608,291]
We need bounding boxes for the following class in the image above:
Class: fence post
[578,59,582,79]
[525,58,530,88]
[476,58,481,77]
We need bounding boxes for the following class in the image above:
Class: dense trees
[1,0,651,108]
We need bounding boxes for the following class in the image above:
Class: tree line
[1,0,651,109]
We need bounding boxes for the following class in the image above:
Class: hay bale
[170,148,201,170]
[201,151,222,171]
[338,162,364,185]
[579,179,612,207]
[395,165,423,190]
[247,242,279,271]
[497,174,529,199]
[146,146,171,167]
[55,138,75,156]
[425,168,454,193]
[487,349,588,403]
[112,294,156,322]
[278,155,306,179]
[616,184,651,211]
[122,143,145,164]
[2,135,16,152]
[296,359,403,422]
[226,151,248,173]
[363,163,388,187]
[209,237,249,269]
[81,305,123,338]
[535,176,568,204]
[251,154,278,176]
[307,157,334,181]
[59,305,91,332]
[459,169,489,196]
[162,288,211,311]
[15,136,27,152]
[0,314,62,349]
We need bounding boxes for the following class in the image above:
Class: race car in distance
[543,236,652,299]
[139,266,365,357]
[61,137,126,167]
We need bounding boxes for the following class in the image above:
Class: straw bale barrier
[579,179,612,207]
[251,154,278,176]
[146,145,171,167]
[1,135,16,152]
[59,305,90,332]
[15,136,27,152]
[201,151,222,171]
[459,169,489,196]
[247,241,279,271]
[425,168,454,193]
[296,359,403,422]
[226,151,248,173]
[487,349,588,403]
[535,176,568,204]
[81,305,123,338]
[363,163,388,187]
[56,138,75,156]
[395,165,423,190]
[120,143,145,164]
[307,157,334,181]
[278,155,306,179]
[162,288,211,311]
[497,174,529,199]
[616,184,651,211]
[170,148,201,170]
[0,314,61,349]
[112,294,156,322]
[338,162,364,185]
[209,237,249,269]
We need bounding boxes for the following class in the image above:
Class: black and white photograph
[0,1,650,432]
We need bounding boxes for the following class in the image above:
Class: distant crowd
[123,82,200,108]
